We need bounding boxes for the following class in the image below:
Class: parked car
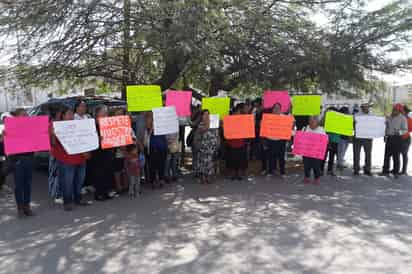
[29,96,126,116]
[29,96,126,168]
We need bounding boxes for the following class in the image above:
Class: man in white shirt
[381,104,408,177]
[353,103,373,176]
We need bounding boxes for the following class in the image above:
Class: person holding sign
[194,110,219,184]
[52,106,89,211]
[74,100,91,120]
[88,105,116,201]
[225,104,249,181]
[264,103,290,178]
[188,106,202,175]
[353,103,373,176]
[321,107,340,176]
[5,109,35,217]
[302,116,326,184]
[381,104,408,178]
[143,112,168,188]
[48,104,64,203]
[337,107,351,171]
[400,105,411,175]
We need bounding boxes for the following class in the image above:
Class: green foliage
[0,0,411,98]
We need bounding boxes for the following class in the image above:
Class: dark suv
[29,96,126,168]
[29,96,126,117]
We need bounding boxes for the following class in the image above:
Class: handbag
[186,130,195,147]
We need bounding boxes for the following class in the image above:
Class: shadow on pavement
[1,168,412,274]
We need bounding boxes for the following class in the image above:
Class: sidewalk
[1,138,412,274]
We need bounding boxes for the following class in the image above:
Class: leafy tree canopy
[0,0,411,98]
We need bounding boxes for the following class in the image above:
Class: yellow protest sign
[292,95,321,116]
[127,85,163,112]
[324,111,354,136]
[202,97,230,119]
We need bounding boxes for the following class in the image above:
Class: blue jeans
[48,156,61,199]
[337,139,349,168]
[165,153,179,178]
[14,157,33,205]
[58,161,86,205]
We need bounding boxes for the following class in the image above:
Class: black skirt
[226,146,248,170]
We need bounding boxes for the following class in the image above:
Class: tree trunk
[121,0,131,100]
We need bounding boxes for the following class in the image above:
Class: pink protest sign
[4,116,51,155]
[263,91,291,112]
[292,131,328,160]
[166,90,192,117]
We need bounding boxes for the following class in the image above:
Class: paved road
[1,139,412,274]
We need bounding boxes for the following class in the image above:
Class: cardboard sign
[260,114,294,140]
[152,106,179,136]
[127,85,162,112]
[53,119,99,155]
[292,131,328,160]
[209,114,220,129]
[325,111,354,136]
[355,115,386,139]
[223,115,255,139]
[166,90,192,117]
[98,116,134,149]
[292,95,322,116]
[4,116,50,155]
[263,91,291,112]
[202,97,230,119]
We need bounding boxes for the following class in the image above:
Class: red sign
[98,116,134,149]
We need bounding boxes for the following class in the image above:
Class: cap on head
[394,103,404,113]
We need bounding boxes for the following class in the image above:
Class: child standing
[165,133,180,182]
[124,144,142,197]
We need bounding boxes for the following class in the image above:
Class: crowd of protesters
[0,98,410,218]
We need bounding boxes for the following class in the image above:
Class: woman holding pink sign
[7,109,35,217]
[303,116,326,185]
[265,103,288,178]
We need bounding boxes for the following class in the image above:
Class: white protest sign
[209,114,220,129]
[153,106,179,136]
[355,115,386,139]
[53,119,99,155]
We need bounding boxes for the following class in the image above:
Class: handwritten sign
[127,85,162,112]
[53,119,99,155]
[292,95,321,116]
[263,91,291,112]
[223,115,255,139]
[325,111,354,136]
[260,114,294,140]
[152,106,179,136]
[202,97,230,119]
[355,115,386,139]
[98,116,134,149]
[209,114,220,129]
[166,90,192,117]
[292,131,328,160]
[4,116,50,155]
